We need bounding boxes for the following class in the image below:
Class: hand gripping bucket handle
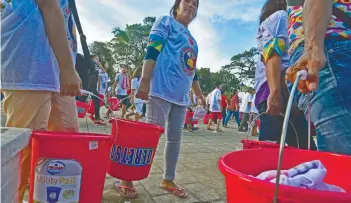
[273,70,311,203]
[110,95,167,141]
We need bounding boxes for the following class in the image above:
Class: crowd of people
[1,0,350,201]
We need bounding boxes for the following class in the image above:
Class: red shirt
[228,94,239,110]
[221,95,227,108]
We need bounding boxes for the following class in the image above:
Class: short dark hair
[260,0,287,24]
[170,0,199,19]
[215,81,222,87]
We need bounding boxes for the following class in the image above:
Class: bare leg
[121,104,127,119]
[216,119,220,131]
[126,112,135,120]
[207,119,213,130]
[135,113,141,122]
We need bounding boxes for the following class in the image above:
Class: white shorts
[134,102,144,115]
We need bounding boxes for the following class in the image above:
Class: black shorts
[117,95,129,106]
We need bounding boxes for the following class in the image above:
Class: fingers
[60,83,81,97]
[306,67,319,91]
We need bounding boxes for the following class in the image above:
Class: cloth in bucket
[254,160,345,192]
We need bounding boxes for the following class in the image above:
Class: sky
[76,0,265,72]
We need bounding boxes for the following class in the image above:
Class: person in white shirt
[207,81,223,133]
[126,67,144,121]
[249,93,259,136]
[239,88,253,132]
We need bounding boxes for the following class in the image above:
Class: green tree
[197,67,240,95]
[223,47,259,84]
[110,17,156,70]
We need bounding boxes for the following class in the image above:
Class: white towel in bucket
[254,160,345,192]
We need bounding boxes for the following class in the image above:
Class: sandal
[114,181,138,199]
[94,120,107,126]
[160,185,188,198]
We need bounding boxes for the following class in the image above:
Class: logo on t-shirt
[181,47,197,76]
[62,5,77,53]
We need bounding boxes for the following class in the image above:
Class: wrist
[140,77,151,83]
[305,41,324,52]
[270,88,281,95]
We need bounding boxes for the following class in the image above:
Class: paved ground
[80,108,254,203]
[12,106,256,203]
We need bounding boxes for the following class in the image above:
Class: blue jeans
[289,40,351,155]
[224,110,240,126]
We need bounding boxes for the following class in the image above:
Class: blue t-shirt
[98,71,108,94]
[1,0,77,92]
[149,16,198,106]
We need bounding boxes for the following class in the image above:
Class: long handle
[273,70,308,203]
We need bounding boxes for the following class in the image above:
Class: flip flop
[160,185,188,198]
[94,120,107,126]
[114,181,138,199]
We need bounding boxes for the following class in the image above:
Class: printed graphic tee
[148,16,198,106]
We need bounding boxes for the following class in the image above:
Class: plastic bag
[193,106,206,119]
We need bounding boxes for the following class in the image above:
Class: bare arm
[113,80,117,95]
[95,61,106,73]
[36,0,74,71]
[141,60,156,82]
[192,80,204,105]
[192,81,203,98]
[266,53,282,95]
[303,0,333,50]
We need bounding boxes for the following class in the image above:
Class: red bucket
[219,148,351,203]
[107,118,164,181]
[185,111,199,125]
[76,101,89,118]
[108,97,119,111]
[29,131,113,203]
[241,140,295,150]
[203,114,210,124]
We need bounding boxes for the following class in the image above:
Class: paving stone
[174,171,198,185]
[153,193,198,203]
[182,161,213,170]
[212,199,227,203]
[139,175,168,196]
[184,183,222,202]
[102,185,154,203]
[149,163,163,175]
[200,179,227,197]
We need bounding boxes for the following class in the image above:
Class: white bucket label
[33,159,82,203]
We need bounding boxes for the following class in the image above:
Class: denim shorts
[288,40,351,155]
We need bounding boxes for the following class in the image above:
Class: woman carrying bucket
[1,0,81,201]
[113,0,204,199]
[254,0,316,149]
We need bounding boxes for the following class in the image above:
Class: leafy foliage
[222,47,259,84]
